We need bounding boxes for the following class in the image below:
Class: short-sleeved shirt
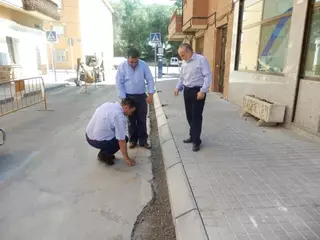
[86,102,126,141]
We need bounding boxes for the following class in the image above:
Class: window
[52,24,65,36]
[6,37,15,64]
[302,0,320,78]
[54,50,67,62]
[236,0,293,73]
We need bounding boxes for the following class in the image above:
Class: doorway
[214,25,227,93]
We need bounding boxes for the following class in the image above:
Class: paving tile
[157,81,320,240]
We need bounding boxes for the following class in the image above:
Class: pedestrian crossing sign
[150,33,161,44]
[46,31,57,43]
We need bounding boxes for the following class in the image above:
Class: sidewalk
[155,80,320,240]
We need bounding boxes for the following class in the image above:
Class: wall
[294,80,320,133]
[0,5,48,77]
[198,0,233,96]
[79,0,114,83]
[46,0,82,70]
[228,0,308,126]
[182,0,194,26]
[0,5,43,28]
[203,25,215,81]
[215,0,233,98]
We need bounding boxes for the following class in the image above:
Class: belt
[183,85,202,90]
[126,93,146,97]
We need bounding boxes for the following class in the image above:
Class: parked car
[170,57,180,67]
[112,57,126,70]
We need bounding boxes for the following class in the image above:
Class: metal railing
[0,76,48,117]
[0,128,5,146]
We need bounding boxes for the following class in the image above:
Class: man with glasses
[116,48,155,149]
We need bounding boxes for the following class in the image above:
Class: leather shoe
[183,138,192,144]
[140,143,151,150]
[192,144,200,152]
[98,152,115,165]
[129,142,137,149]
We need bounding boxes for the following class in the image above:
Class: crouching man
[86,98,136,167]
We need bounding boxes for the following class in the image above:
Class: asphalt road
[0,84,152,240]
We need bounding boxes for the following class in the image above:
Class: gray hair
[179,43,193,52]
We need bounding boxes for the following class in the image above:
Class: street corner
[166,162,197,220]
[160,138,181,170]
[175,209,208,240]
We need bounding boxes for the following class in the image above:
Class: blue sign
[46,31,57,43]
[150,33,161,44]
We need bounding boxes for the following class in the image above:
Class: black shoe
[129,142,137,149]
[98,152,115,165]
[140,142,151,150]
[192,144,200,152]
[183,138,193,144]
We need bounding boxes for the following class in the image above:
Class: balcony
[22,0,59,20]
[182,0,208,32]
[168,9,185,41]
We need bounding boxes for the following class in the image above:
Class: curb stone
[45,83,67,92]
[153,93,209,240]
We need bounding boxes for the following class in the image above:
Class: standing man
[116,48,155,149]
[86,98,136,167]
[174,43,212,152]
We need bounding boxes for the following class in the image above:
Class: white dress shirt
[86,102,126,141]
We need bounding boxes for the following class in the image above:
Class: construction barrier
[0,76,47,117]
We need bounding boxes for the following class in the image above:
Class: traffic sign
[46,31,57,43]
[150,33,161,44]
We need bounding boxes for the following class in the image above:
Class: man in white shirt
[86,98,136,167]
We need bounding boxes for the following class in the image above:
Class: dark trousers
[86,134,128,156]
[126,93,148,145]
[183,86,206,146]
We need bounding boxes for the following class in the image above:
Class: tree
[174,0,182,9]
[112,0,175,60]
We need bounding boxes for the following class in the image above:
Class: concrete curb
[45,83,67,92]
[153,93,208,240]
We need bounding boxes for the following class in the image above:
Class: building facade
[168,0,234,98]
[45,0,114,80]
[229,0,320,135]
[0,0,59,81]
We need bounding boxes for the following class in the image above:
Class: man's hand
[174,88,180,96]
[197,92,206,100]
[124,157,136,167]
[119,139,135,167]
[146,94,153,104]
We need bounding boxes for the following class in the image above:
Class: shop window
[236,0,293,73]
[54,50,67,62]
[302,0,320,79]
